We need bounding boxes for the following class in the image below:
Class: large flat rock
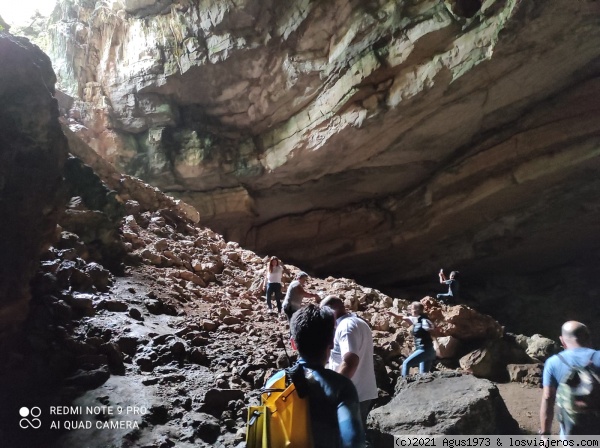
[369,372,519,440]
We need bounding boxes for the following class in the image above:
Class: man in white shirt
[320,295,378,430]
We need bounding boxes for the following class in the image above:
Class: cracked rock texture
[35,1,600,316]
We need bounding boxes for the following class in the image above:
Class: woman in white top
[263,256,290,314]
[390,301,436,376]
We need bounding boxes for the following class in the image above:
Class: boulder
[459,336,531,381]
[181,412,221,444]
[369,372,518,441]
[70,294,95,315]
[64,366,110,390]
[434,336,462,359]
[85,262,112,292]
[424,301,503,341]
[371,313,390,332]
[201,319,219,331]
[144,298,163,315]
[199,389,245,418]
[515,334,561,362]
[102,299,128,312]
[179,270,206,287]
[506,363,543,386]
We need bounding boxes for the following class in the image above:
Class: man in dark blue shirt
[437,269,459,303]
[265,304,365,447]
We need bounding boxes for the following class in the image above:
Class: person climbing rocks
[437,269,459,304]
[389,301,436,376]
[282,272,321,322]
[263,256,290,314]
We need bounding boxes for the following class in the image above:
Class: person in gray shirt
[282,271,320,321]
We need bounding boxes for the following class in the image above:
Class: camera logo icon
[19,407,42,429]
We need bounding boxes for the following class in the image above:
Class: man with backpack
[259,304,365,447]
[539,321,600,436]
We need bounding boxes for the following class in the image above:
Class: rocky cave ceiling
[29,0,600,292]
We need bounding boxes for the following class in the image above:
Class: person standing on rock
[539,321,600,436]
[263,256,290,314]
[282,272,321,322]
[389,302,436,376]
[320,295,378,434]
[264,304,365,447]
[436,269,459,304]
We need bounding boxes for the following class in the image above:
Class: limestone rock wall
[0,33,68,336]
[36,0,600,292]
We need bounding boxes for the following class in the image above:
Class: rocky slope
[2,163,539,446]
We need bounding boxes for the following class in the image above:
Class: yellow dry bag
[246,366,313,448]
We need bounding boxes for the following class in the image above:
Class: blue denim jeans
[266,282,283,312]
[402,346,436,376]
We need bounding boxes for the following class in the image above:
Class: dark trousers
[266,282,283,312]
[359,399,373,428]
[436,292,455,303]
[360,399,374,447]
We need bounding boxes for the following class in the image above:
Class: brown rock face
[33,0,600,338]
[424,299,503,341]
[0,33,68,336]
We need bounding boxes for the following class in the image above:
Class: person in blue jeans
[390,302,437,376]
[262,256,290,314]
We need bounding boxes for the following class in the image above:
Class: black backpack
[555,351,600,435]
